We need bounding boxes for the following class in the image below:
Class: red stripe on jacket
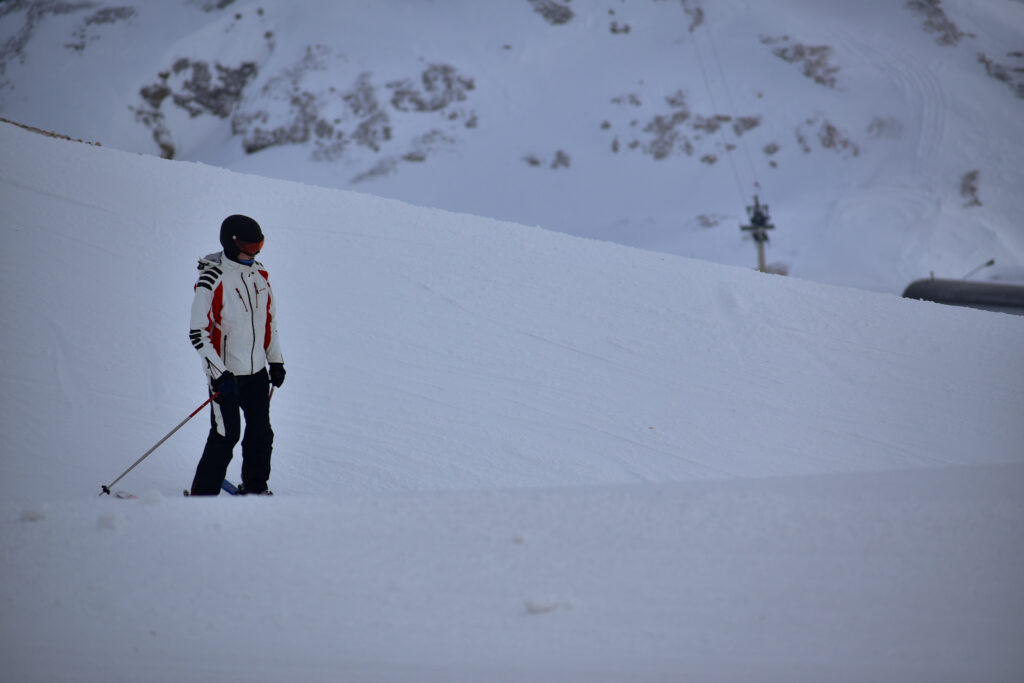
[259,270,273,352]
[208,283,224,356]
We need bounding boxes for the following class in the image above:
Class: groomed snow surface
[2,122,1023,680]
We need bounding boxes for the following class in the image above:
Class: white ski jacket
[189,251,284,379]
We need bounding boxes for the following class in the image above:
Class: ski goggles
[233,236,264,256]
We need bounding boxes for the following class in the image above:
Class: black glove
[212,371,237,397]
[269,363,286,388]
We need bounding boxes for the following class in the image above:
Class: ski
[113,490,137,499]
[184,480,241,496]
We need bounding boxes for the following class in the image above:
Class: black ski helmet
[220,214,264,259]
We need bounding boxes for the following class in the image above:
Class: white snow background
[3,110,1024,683]
[2,1,1024,681]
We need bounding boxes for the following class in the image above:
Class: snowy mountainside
[1,0,1023,292]
[2,118,1024,681]
[2,119,1022,500]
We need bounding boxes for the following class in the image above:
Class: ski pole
[100,393,220,496]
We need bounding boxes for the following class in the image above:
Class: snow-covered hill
[2,0,1023,292]
[2,116,1024,680]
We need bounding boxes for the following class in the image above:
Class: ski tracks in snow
[842,33,951,178]
[879,46,949,177]
[819,33,951,286]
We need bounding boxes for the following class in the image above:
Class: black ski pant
[191,369,273,495]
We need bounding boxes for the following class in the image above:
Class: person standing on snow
[188,214,285,495]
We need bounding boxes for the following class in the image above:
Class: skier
[188,214,285,495]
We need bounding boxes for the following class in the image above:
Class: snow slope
[2,0,1023,292]
[2,121,1024,680]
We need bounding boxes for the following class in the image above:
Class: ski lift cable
[689,10,762,199]
[704,15,762,194]
[690,27,747,205]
